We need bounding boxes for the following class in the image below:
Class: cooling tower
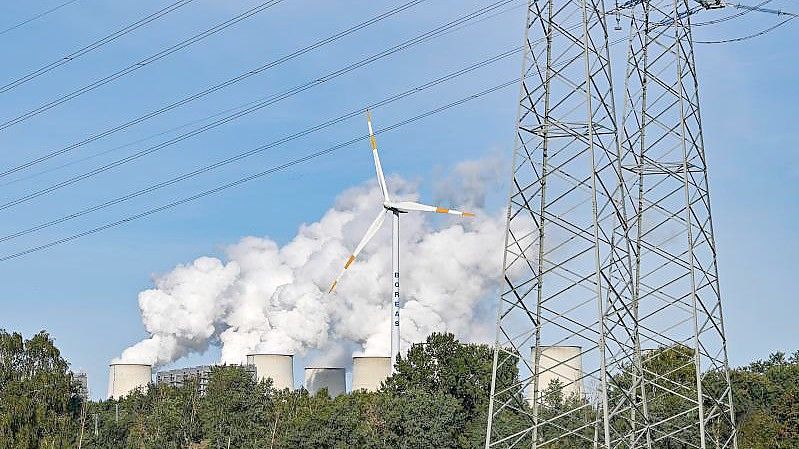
[304,367,345,397]
[530,345,583,402]
[352,356,391,392]
[107,363,152,399]
[246,353,294,390]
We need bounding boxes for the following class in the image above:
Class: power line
[0,0,195,93]
[693,0,773,26]
[0,0,80,37]
[0,0,283,131]
[0,0,516,213]
[726,1,798,17]
[1,104,257,188]
[0,78,519,263]
[0,47,521,244]
[1,21,625,248]
[0,0,429,179]
[696,14,796,42]
[1,0,528,189]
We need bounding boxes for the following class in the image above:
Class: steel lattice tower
[485,0,738,447]
[616,0,737,447]
[485,0,632,446]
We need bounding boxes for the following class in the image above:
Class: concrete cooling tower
[246,353,294,390]
[529,345,583,402]
[304,367,345,397]
[107,363,152,399]
[352,356,391,392]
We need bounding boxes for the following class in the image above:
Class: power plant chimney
[107,363,152,399]
[529,345,583,403]
[304,367,345,398]
[352,356,391,392]
[246,353,294,390]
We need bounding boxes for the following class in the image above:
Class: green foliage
[198,365,274,448]
[732,351,799,448]
[385,332,528,448]
[379,388,465,449]
[385,333,495,417]
[0,329,82,449]
[1,328,798,448]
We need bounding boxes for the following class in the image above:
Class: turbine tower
[329,111,473,372]
[485,0,737,448]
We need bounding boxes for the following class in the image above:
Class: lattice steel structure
[485,0,631,446]
[616,0,737,447]
[485,0,737,447]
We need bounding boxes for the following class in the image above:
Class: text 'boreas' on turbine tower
[484,0,737,448]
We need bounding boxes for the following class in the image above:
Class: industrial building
[73,371,88,399]
[156,364,256,395]
[246,353,294,390]
[352,356,390,392]
[528,345,584,404]
[112,352,390,399]
[108,363,152,399]
[304,367,346,397]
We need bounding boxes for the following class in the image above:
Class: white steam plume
[118,158,508,367]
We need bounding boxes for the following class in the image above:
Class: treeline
[1,329,797,448]
[81,333,517,449]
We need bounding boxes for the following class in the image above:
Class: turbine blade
[329,210,387,293]
[367,110,390,202]
[392,201,475,217]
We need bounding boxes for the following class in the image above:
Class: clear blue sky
[0,0,795,399]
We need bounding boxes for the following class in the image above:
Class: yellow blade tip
[328,281,337,293]
[463,212,475,217]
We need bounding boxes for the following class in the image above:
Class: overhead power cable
[0,0,283,131]
[0,78,520,263]
[695,14,796,42]
[0,0,195,93]
[0,0,80,37]
[693,0,773,26]
[1,106,259,188]
[0,47,521,244]
[2,0,527,188]
[0,0,429,179]
[0,0,515,213]
[727,1,798,17]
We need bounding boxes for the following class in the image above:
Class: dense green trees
[1,328,797,448]
[730,351,799,448]
[0,330,81,449]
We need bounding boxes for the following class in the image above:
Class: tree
[385,333,505,418]
[384,332,527,448]
[731,351,799,448]
[277,389,370,449]
[115,381,201,449]
[379,388,465,449]
[0,330,82,449]
[3,326,796,448]
[198,365,274,449]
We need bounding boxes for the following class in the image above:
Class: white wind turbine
[328,111,473,372]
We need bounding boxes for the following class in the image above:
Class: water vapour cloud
[118,157,507,367]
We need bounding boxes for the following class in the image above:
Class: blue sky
[0,0,795,398]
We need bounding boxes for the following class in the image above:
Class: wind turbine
[328,111,474,372]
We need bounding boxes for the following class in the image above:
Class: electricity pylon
[485,0,738,447]
[484,0,633,446]
[616,0,737,447]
